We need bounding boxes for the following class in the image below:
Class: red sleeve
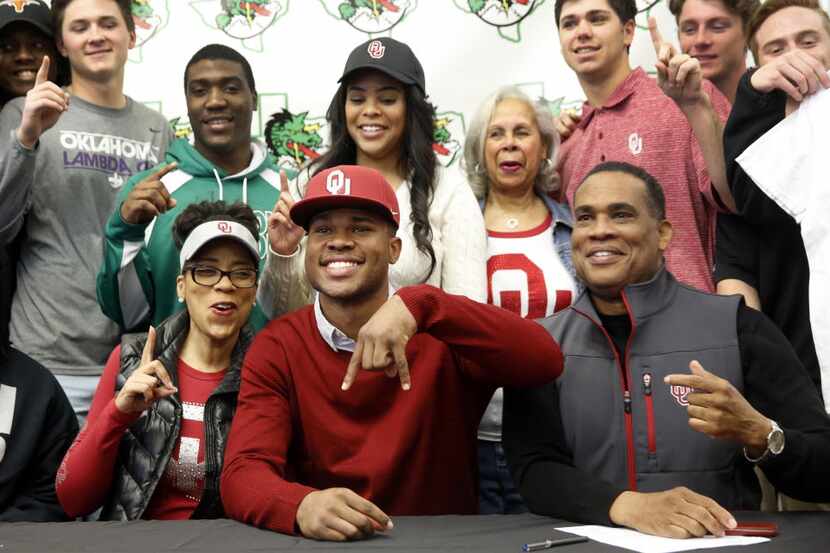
[55,346,141,517]
[692,80,732,209]
[396,285,563,386]
[220,329,318,535]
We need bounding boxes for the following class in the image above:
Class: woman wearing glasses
[57,201,259,520]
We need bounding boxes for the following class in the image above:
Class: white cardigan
[258,166,487,318]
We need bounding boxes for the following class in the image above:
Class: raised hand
[342,294,417,391]
[554,110,581,140]
[114,326,177,414]
[17,56,70,149]
[665,360,772,454]
[610,488,737,538]
[267,170,305,255]
[120,163,179,224]
[649,17,704,107]
[750,50,830,102]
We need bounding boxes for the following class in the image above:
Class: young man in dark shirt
[715,0,830,402]
[504,161,830,538]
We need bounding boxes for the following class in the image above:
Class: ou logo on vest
[326,169,351,196]
[367,40,385,59]
[217,222,232,234]
[670,384,693,406]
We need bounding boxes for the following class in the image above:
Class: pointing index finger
[152,162,178,180]
[35,55,50,86]
[141,326,157,366]
[648,16,665,56]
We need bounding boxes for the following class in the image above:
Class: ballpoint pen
[522,535,590,551]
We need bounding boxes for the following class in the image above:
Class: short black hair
[555,0,637,27]
[184,44,256,96]
[580,161,666,220]
[172,201,260,254]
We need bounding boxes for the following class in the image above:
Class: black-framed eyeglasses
[186,265,258,289]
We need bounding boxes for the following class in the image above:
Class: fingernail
[341,381,349,391]
[386,520,394,530]
[402,382,410,391]
[663,376,671,383]
[728,518,737,528]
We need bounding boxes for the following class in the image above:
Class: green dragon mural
[265,109,325,171]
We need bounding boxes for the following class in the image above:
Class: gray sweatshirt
[0,95,172,376]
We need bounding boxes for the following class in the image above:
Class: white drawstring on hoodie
[212,168,249,205]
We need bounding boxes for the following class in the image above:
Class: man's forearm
[682,95,734,212]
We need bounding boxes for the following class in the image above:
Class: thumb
[35,55,50,86]
[689,359,710,377]
[141,326,157,366]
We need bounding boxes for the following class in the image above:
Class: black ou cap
[0,0,53,38]
[338,37,426,96]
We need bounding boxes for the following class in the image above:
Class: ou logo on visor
[217,222,232,233]
[367,40,385,59]
[326,169,351,196]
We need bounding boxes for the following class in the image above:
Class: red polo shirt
[558,68,732,292]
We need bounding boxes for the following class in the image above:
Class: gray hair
[463,86,560,200]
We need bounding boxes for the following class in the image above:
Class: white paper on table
[557,525,769,553]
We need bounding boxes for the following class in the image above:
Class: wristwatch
[744,420,785,464]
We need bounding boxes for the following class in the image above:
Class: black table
[1,512,828,552]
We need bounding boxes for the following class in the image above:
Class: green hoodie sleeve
[96,170,157,331]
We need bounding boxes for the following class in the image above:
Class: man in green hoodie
[97,44,281,332]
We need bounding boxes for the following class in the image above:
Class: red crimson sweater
[220,285,563,535]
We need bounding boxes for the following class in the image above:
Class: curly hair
[309,76,438,280]
[463,86,560,201]
[172,201,260,260]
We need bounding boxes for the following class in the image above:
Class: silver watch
[744,420,785,463]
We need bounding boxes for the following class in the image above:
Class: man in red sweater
[220,165,563,541]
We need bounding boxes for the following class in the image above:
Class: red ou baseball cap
[290,165,400,231]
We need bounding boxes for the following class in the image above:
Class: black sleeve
[713,213,759,288]
[0,374,78,522]
[503,382,625,525]
[738,305,830,502]
[725,69,790,225]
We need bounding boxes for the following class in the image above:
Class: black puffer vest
[99,310,253,520]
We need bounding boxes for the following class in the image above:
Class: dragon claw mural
[432,111,465,168]
[126,0,169,62]
[319,0,416,35]
[265,109,328,172]
[190,0,289,52]
[453,0,546,42]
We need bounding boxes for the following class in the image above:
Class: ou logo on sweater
[326,170,351,196]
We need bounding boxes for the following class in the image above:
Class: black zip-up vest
[99,310,252,520]
[541,269,760,509]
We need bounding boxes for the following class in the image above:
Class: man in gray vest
[503,161,830,538]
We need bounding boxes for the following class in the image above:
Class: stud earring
[177,297,184,303]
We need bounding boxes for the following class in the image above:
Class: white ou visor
[179,220,260,270]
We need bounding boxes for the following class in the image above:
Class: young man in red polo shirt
[220,165,563,541]
[553,0,734,292]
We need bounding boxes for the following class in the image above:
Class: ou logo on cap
[326,169,351,196]
[367,40,385,59]
[217,222,232,233]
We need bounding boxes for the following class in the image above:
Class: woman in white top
[258,37,486,316]
[464,86,579,514]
